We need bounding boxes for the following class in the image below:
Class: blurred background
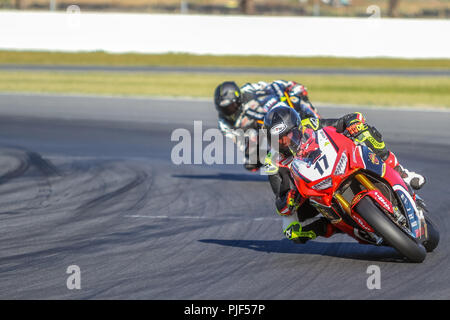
[0,0,449,107]
[1,0,449,18]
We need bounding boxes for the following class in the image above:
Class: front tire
[423,216,440,252]
[354,197,427,263]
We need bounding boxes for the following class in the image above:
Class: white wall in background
[0,11,449,58]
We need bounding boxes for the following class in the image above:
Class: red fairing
[324,129,407,192]
[368,190,394,214]
[289,126,406,244]
[349,146,366,169]
[351,212,375,233]
[382,163,409,191]
[384,151,399,168]
[322,127,366,169]
[292,127,362,205]
[351,190,394,214]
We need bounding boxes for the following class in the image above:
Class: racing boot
[283,220,317,244]
[283,217,340,244]
[383,151,426,190]
[243,159,263,172]
[397,165,426,190]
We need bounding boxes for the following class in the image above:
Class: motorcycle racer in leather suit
[214,80,319,171]
[263,106,427,244]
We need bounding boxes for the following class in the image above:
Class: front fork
[333,173,376,216]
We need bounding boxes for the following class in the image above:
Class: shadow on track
[199,238,406,263]
[172,173,268,182]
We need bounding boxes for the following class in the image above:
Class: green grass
[1,71,449,108]
[1,50,450,70]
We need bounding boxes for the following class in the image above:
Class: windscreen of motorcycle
[292,129,338,183]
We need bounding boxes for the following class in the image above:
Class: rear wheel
[354,197,426,263]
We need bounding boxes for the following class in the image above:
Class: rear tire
[354,197,426,263]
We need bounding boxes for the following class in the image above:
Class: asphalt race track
[0,93,448,299]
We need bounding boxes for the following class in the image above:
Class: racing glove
[341,112,369,139]
[339,112,389,159]
[286,82,309,99]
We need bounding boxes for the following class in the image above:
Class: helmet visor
[278,127,302,153]
[219,99,240,116]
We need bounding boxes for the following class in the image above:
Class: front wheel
[354,197,427,263]
[423,216,440,253]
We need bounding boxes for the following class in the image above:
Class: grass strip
[1,51,449,70]
[0,71,449,108]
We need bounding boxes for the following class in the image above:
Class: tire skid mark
[76,174,146,212]
[0,148,58,214]
[0,149,156,263]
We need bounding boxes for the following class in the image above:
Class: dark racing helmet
[264,106,302,156]
[214,81,242,120]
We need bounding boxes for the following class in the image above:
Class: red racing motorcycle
[290,126,439,262]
